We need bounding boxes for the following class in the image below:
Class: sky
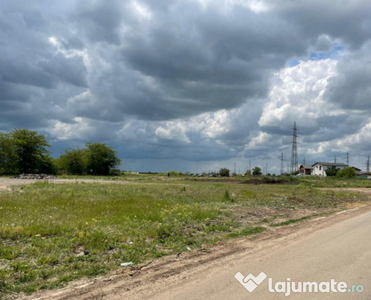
[1,0,371,174]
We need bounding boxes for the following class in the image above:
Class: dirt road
[0,178,132,191]
[152,206,371,300]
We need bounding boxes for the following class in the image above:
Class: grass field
[0,175,371,298]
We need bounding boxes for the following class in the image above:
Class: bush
[252,167,262,176]
[326,167,339,177]
[336,167,356,178]
[219,168,230,177]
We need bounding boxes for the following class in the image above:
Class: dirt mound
[13,174,58,179]
[185,178,236,183]
[241,178,287,185]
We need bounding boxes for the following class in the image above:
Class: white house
[311,162,349,177]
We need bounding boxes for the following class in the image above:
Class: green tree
[0,132,17,173]
[252,167,262,176]
[219,168,230,177]
[10,129,53,174]
[336,167,356,178]
[56,148,89,175]
[85,143,121,175]
[326,167,339,177]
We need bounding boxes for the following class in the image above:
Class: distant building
[352,167,362,173]
[311,162,348,177]
[299,164,313,176]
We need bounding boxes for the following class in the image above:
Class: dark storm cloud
[109,2,306,120]
[1,0,371,169]
[325,43,371,110]
[272,0,371,48]
[39,54,88,88]
[72,0,124,45]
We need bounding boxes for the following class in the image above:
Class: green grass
[0,177,370,297]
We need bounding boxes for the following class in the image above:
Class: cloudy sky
[1,0,371,173]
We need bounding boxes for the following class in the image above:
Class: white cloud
[130,1,152,21]
[259,59,339,129]
[155,122,191,143]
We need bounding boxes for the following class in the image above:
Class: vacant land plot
[0,176,371,298]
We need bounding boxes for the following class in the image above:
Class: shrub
[336,167,356,178]
[219,168,230,177]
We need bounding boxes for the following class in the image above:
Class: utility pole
[334,156,337,163]
[266,163,268,175]
[234,163,236,175]
[287,164,289,173]
[249,160,251,174]
[302,157,306,165]
[367,156,370,173]
[346,152,349,166]
[290,121,298,174]
[280,152,284,175]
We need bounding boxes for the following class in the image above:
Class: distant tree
[244,170,251,176]
[85,143,121,175]
[0,132,17,173]
[57,143,121,175]
[10,129,53,173]
[168,170,183,176]
[336,167,356,178]
[252,167,262,176]
[219,168,230,177]
[56,148,89,175]
[326,167,339,177]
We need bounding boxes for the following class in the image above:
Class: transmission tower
[334,156,337,163]
[280,152,284,175]
[346,152,350,166]
[367,156,370,173]
[302,157,306,165]
[290,121,298,174]
[266,163,268,175]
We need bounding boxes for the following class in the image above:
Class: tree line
[0,129,121,175]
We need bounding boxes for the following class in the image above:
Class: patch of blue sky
[286,46,344,67]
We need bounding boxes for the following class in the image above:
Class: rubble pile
[13,174,58,179]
